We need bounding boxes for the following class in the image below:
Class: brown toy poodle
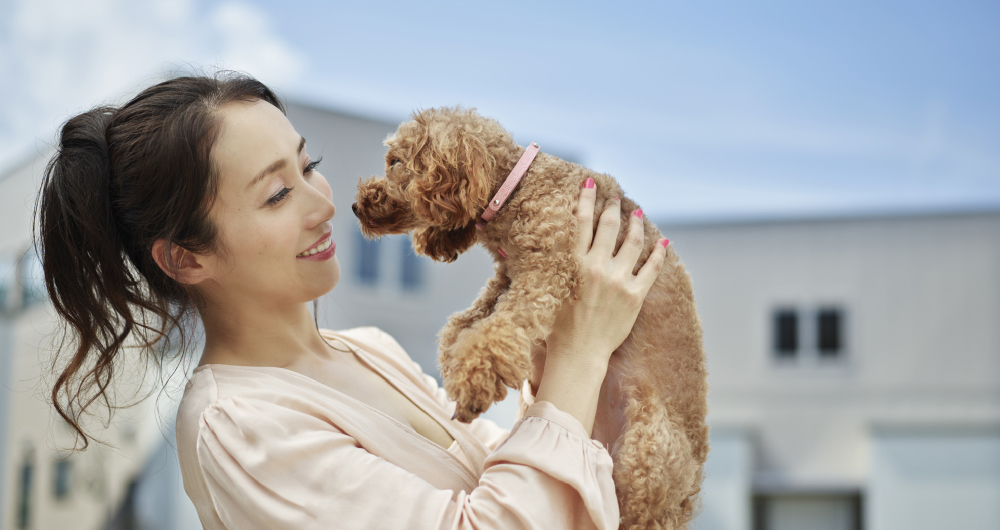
[352,107,708,530]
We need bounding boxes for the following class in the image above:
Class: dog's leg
[442,251,579,422]
[438,263,510,372]
[438,265,510,355]
[614,376,701,530]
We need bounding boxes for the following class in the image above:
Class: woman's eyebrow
[246,136,307,190]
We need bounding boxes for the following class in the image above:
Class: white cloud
[0,0,307,171]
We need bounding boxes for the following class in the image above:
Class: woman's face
[203,99,340,308]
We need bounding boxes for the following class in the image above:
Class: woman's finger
[613,209,646,271]
[574,178,598,255]
[634,238,668,292]
[589,198,622,258]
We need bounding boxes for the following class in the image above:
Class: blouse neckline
[191,331,477,474]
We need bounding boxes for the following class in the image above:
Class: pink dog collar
[476,142,540,230]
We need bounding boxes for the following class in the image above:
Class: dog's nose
[351,202,359,216]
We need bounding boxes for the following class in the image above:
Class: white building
[672,211,1000,530]
[1,96,997,530]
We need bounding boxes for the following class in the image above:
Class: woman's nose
[305,189,336,228]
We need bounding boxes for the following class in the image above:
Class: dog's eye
[391,158,402,166]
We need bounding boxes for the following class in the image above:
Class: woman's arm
[191,393,618,529]
[534,181,666,436]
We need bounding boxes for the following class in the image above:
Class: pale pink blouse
[175,327,619,529]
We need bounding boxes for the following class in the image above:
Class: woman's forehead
[213,100,301,187]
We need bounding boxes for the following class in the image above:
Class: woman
[37,73,666,529]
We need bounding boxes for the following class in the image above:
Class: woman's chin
[303,259,340,300]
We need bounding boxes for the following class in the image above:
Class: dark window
[53,458,72,500]
[17,449,34,529]
[753,493,862,530]
[400,237,424,290]
[817,308,843,356]
[355,230,380,285]
[774,309,798,356]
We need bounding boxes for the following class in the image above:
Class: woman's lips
[298,241,335,261]
[296,233,336,261]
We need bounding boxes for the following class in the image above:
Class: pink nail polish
[583,177,595,189]
[661,238,670,248]
[633,209,643,219]
[613,197,620,202]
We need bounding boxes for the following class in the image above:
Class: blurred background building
[1,0,998,529]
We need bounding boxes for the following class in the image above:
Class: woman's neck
[197,300,331,369]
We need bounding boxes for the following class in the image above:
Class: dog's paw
[439,317,532,422]
[443,357,507,423]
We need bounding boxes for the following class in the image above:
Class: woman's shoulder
[174,362,319,441]
[176,365,273,436]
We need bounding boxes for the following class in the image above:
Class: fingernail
[583,177,595,189]
[633,209,643,219]
[661,238,670,248]
[613,197,620,202]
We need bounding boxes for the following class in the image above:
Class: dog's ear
[412,223,478,263]
[408,109,494,229]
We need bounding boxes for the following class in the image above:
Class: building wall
[663,212,1000,528]
[868,427,1000,530]
[0,302,174,530]
[0,152,45,253]
[694,428,753,530]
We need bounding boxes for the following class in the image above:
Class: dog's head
[352,107,517,262]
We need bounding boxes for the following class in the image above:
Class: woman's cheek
[266,218,296,257]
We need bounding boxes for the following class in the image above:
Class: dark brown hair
[34,72,284,449]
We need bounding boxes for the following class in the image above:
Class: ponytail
[37,106,166,449]
[34,72,284,449]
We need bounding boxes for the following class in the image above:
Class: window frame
[769,303,851,369]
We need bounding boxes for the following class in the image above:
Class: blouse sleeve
[194,395,618,530]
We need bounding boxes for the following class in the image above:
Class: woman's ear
[151,239,213,285]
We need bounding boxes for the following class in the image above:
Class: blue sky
[2,0,998,220]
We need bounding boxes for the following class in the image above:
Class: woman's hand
[547,179,666,365]
[533,177,666,435]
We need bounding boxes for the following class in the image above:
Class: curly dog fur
[352,107,709,529]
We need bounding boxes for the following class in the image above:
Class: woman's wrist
[534,349,608,436]
[545,336,614,372]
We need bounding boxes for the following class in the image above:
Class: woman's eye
[304,156,323,174]
[267,186,293,206]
